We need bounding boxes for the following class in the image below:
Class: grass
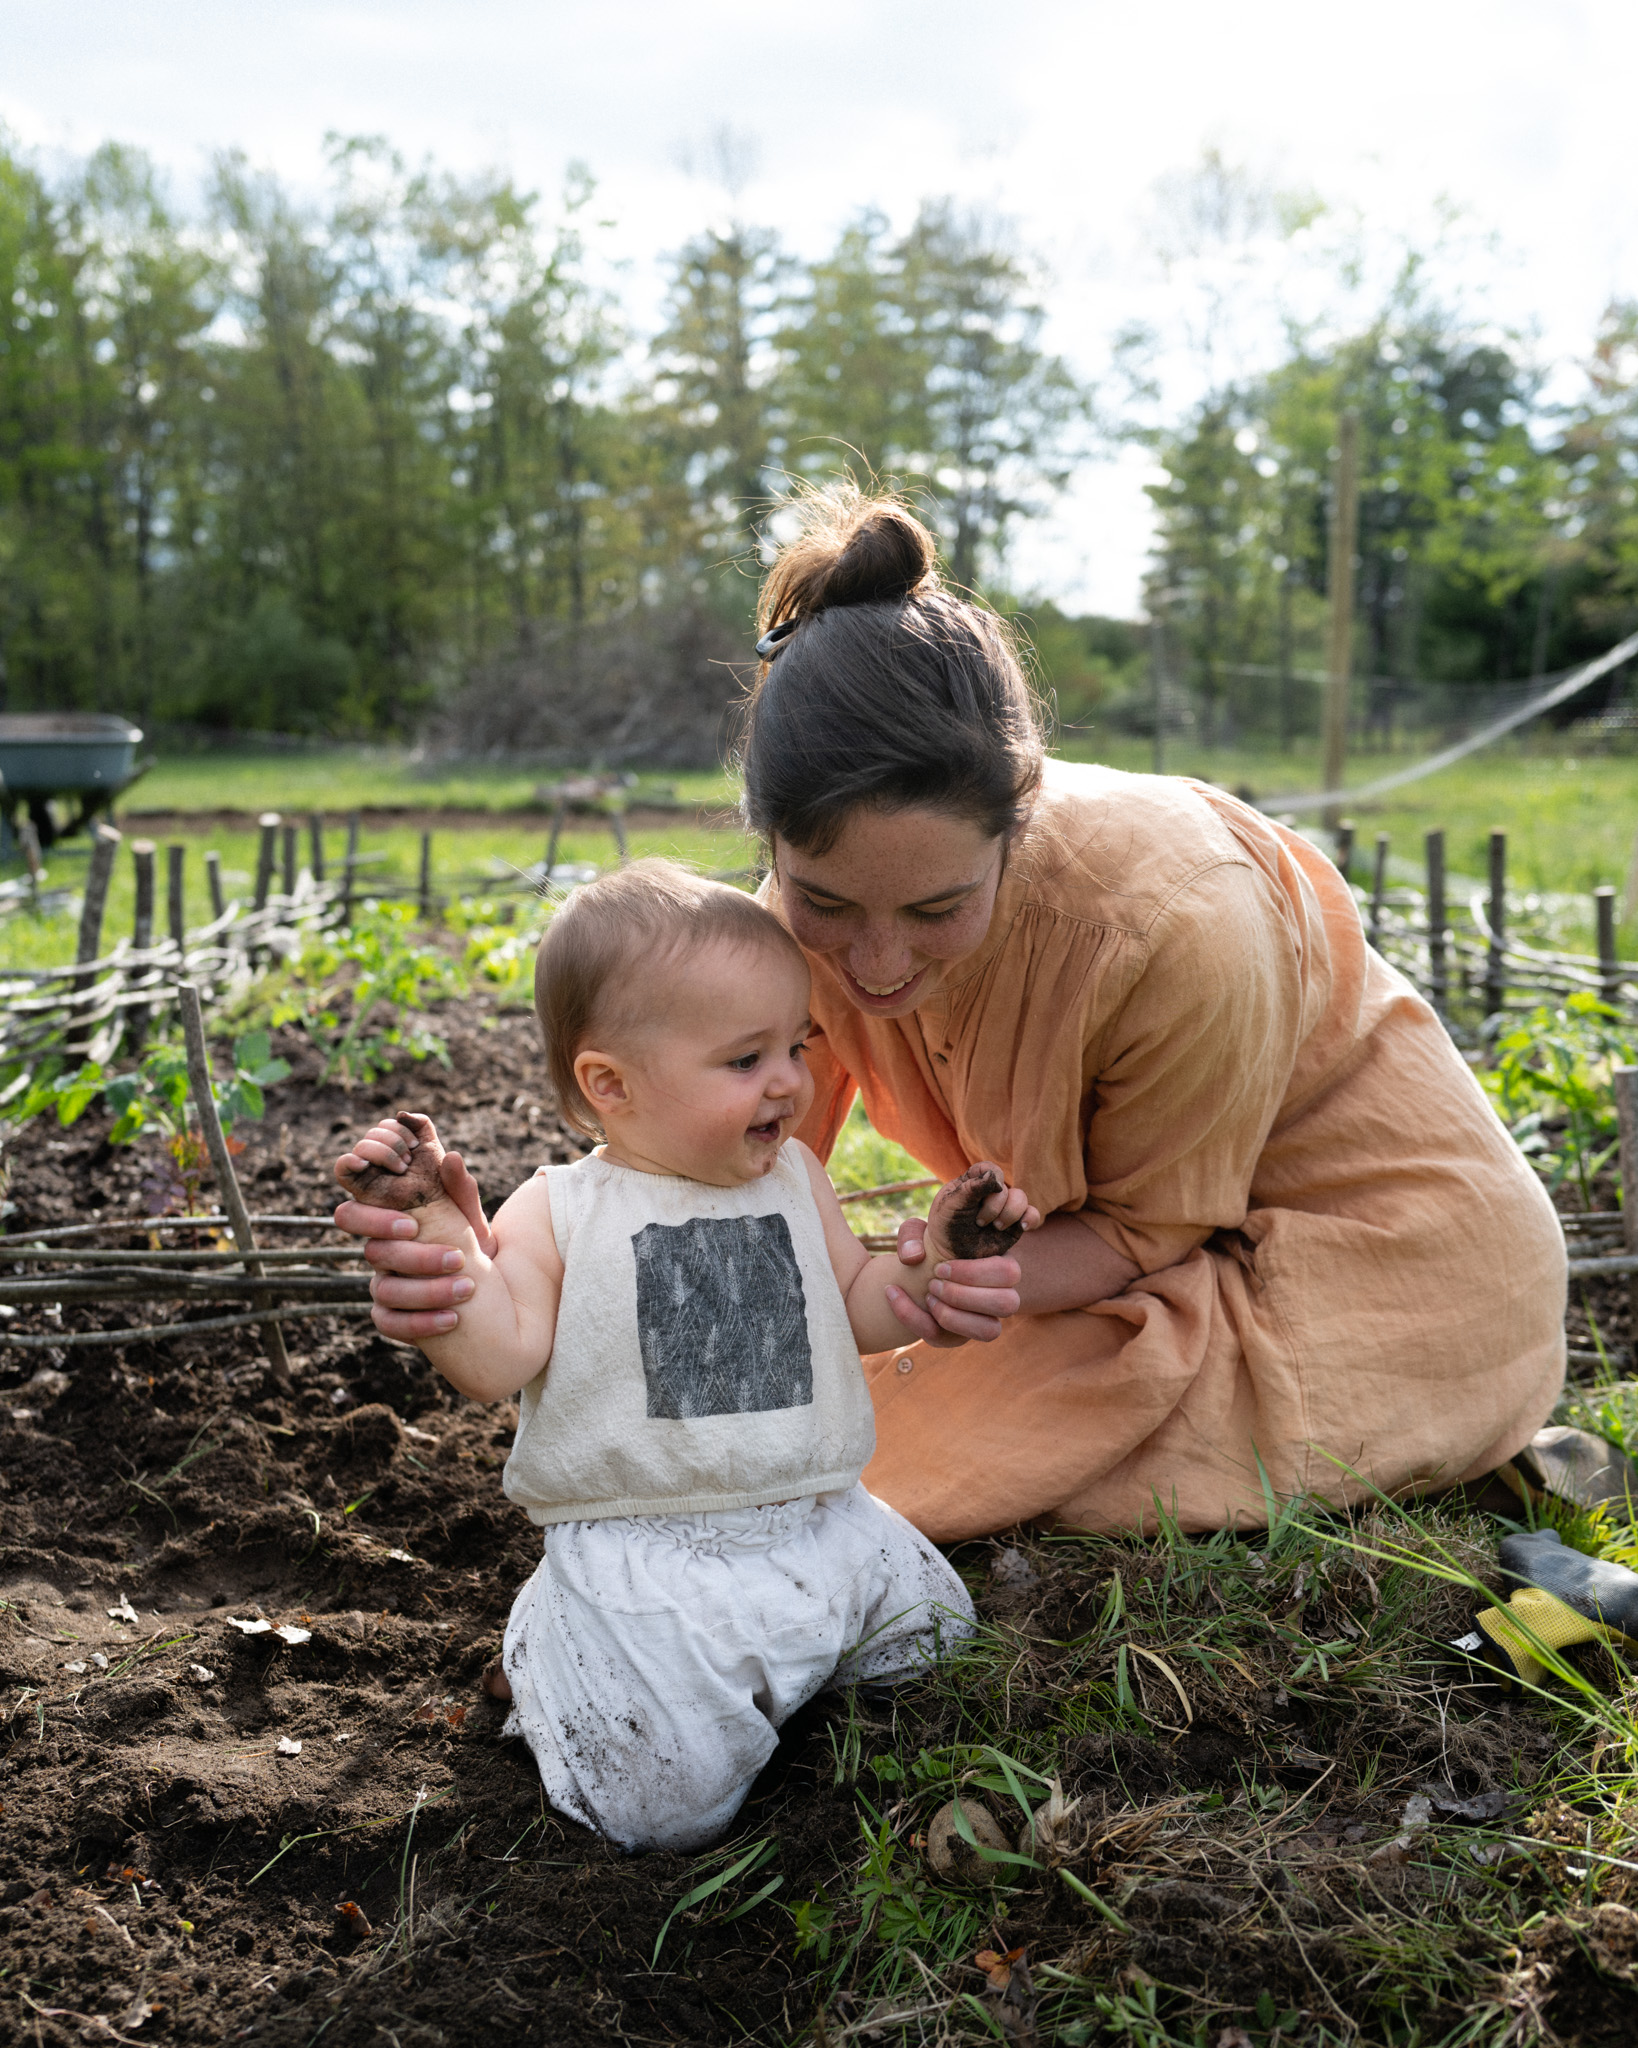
[4,732,1636,972]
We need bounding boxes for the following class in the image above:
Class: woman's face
[774,806,1008,1020]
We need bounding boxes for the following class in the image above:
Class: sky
[3,0,1634,618]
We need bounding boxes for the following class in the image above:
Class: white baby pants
[499,1483,974,1852]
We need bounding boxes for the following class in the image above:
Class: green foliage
[102,1030,289,1147]
[264,903,462,1083]
[1481,992,1638,1205]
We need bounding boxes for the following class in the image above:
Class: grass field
[4,734,1635,972]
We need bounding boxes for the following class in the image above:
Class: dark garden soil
[0,1008,1633,2045]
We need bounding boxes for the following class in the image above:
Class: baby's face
[602,939,816,1186]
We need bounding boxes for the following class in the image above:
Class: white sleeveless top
[502,1143,877,1526]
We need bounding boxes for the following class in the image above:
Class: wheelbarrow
[0,713,148,852]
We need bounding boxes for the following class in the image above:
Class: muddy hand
[928,1162,1029,1263]
[334,1111,447,1210]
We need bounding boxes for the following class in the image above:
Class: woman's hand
[332,1114,498,1341]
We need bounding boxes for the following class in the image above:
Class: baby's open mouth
[747,1120,781,1142]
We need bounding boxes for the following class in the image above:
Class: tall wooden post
[1485,830,1507,1021]
[178,982,291,1392]
[167,843,186,956]
[1426,828,1447,1018]
[1613,1064,1638,1364]
[205,848,225,923]
[1597,886,1620,1008]
[418,831,433,919]
[253,813,279,910]
[1335,818,1355,880]
[1322,410,1360,834]
[128,839,156,1053]
[1370,833,1389,949]
[70,822,120,1055]
[610,811,629,862]
[309,811,326,885]
[341,811,360,925]
[281,821,297,900]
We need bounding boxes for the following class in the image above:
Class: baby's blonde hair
[534,858,805,1138]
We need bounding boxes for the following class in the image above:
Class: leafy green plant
[103,1030,291,1215]
[1483,993,1638,1206]
[267,904,462,1083]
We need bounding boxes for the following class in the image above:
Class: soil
[1,1012,1634,2045]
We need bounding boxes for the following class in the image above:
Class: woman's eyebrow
[786,871,983,910]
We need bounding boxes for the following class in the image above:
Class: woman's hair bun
[757,486,939,637]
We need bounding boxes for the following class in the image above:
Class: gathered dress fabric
[773,763,1567,1542]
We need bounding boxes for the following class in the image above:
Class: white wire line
[1259,627,1638,816]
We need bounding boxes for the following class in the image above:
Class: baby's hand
[335,1111,450,1211]
[923,1162,1040,1267]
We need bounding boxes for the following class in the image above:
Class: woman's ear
[574,1048,631,1120]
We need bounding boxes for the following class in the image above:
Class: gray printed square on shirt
[631,1213,814,1419]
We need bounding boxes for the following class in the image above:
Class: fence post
[418,831,433,919]
[309,811,325,884]
[177,982,292,1393]
[1614,1064,1638,1365]
[1335,817,1354,879]
[341,811,360,925]
[281,821,297,901]
[1597,885,1620,1007]
[69,822,121,1056]
[1485,829,1507,1021]
[253,813,279,910]
[1321,409,1360,834]
[1369,833,1389,949]
[167,843,186,957]
[205,848,225,924]
[1426,828,1447,1018]
[128,839,156,1053]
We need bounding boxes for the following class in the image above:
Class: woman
[350,490,1566,1541]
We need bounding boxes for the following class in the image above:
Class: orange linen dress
[778,763,1567,1541]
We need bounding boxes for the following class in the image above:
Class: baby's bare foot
[481,1655,512,1701]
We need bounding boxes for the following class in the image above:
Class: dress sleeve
[793,1026,859,1164]
[1077,856,1309,1273]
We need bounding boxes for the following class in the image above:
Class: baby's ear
[335,1113,448,1211]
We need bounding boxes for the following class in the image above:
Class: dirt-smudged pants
[500,1483,974,1852]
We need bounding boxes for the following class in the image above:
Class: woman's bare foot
[481,1655,512,1701]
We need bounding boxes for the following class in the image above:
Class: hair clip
[755,618,799,660]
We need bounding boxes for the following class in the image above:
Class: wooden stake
[1335,818,1354,879]
[167,843,186,956]
[1614,1062,1638,1364]
[205,848,225,923]
[418,831,433,918]
[253,813,279,910]
[309,811,325,884]
[76,821,120,970]
[18,817,42,896]
[281,821,297,900]
[1369,833,1389,948]
[341,811,360,924]
[177,982,291,1392]
[1485,830,1507,1020]
[1597,886,1620,1007]
[128,841,156,1055]
[1322,409,1360,833]
[1426,828,1447,1017]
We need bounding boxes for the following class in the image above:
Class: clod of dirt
[930,1164,1025,1262]
[990,1546,1040,1594]
[925,1797,1010,1882]
[334,1109,448,1209]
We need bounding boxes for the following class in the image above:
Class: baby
[334,859,1037,1852]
